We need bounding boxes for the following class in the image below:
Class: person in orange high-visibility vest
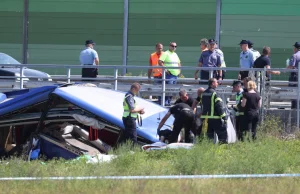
[148,43,163,80]
[148,43,164,104]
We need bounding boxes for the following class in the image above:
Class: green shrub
[257,115,283,138]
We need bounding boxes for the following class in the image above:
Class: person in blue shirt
[238,40,254,80]
[79,40,99,79]
[194,39,222,85]
[287,42,300,109]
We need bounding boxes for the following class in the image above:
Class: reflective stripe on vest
[201,92,225,119]
[150,52,163,77]
[123,94,138,118]
[236,112,244,116]
[235,92,244,116]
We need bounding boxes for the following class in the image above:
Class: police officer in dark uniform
[200,78,228,143]
[231,80,245,141]
[287,42,300,109]
[157,103,195,143]
[120,83,145,145]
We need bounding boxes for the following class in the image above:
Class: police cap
[85,40,95,45]
[293,42,300,49]
[208,39,217,44]
[239,40,248,45]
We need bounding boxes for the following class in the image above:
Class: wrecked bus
[0,84,174,160]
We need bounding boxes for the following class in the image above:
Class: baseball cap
[239,40,248,45]
[208,39,217,44]
[293,42,300,49]
[85,40,95,45]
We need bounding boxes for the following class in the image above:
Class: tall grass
[1,137,300,177]
[2,116,300,193]
[1,178,300,194]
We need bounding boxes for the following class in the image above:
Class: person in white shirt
[215,42,226,80]
[247,40,261,61]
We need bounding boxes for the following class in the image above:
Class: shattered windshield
[0,53,20,66]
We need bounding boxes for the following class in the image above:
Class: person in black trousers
[241,81,262,140]
[157,103,195,143]
[120,83,145,145]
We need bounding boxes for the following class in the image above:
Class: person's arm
[148,56,153,79]
[95,57,99,65]
[287,55,296,69]
[249,52,254,68]
[174,99,180,105]
[191,96,201,111]
[125,95,144,113]
[191,100,199,113]
[195,55,203,78]
[217,55,222,80]
[157,112,171,133]
[258,98,262,108]
[178,62,181,74]
[214,94,225,117]
[266,65,280,75]
[159,52,167,67]
[93,51,99,65]
[241,97,247,107]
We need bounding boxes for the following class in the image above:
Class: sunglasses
[170,45,177,48]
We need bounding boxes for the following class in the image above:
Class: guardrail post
[297,65,300,129]
[67,68,71,84]
[20,66,24,89]
[260,67,266,124]
[114,68,118,90]
[161,70,166,107]
[209,70,213,78]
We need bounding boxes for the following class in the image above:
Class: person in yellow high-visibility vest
[159,42,181,106]
[120,83,145,145]
[200,78,228,144]
[231,80,245,141]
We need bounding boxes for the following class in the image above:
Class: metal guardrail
[1,64,300,128]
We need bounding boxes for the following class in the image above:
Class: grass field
[1,118,300,193]
[1,178,300,194]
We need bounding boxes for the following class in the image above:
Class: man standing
[200,78,227,144]
[159,42,181,106]
[215,42,226,80]
[231,80,245,141]
[248,40,261,61]
[148,43,164,104]
[253,46,280,93]
[148,43,163,81]
[198,38,209,84]
[121,83,145,145]
[238,40,254,80]
[200,38,209,52]
[79,40,99,79]
[287,42,300,109]
[157,103,195,143]
[194,39,222,84]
